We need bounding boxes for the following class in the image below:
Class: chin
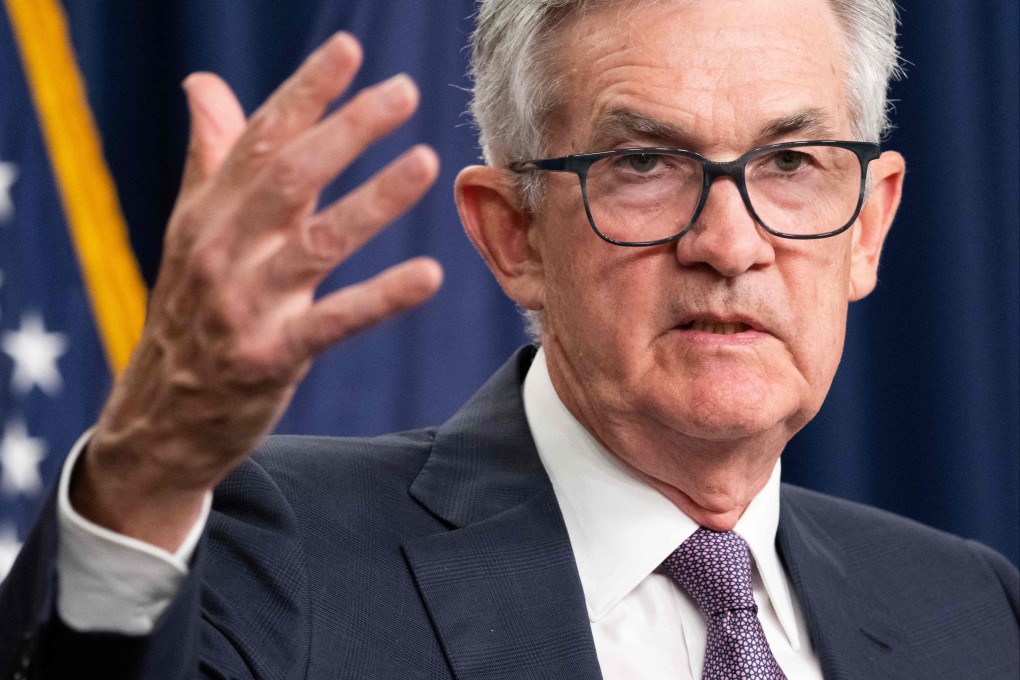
[679,409,782,442]
[642,373,797,442]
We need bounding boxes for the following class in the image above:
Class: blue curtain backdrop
[3,0,1016,569]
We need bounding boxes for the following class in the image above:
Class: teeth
[690,320,749,335]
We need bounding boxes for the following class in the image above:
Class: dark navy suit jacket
[2,347,1018,679]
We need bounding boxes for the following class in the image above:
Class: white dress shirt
[57,350,822,678]
[523,348,823,679]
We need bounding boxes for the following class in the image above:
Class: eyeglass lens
[583,145,863,242]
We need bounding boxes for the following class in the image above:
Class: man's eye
[772,150,808,172]
[623,153,661,173]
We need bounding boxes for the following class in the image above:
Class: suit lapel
[405,348,602,680]
[404,490,602,680]
[778,486,916,680]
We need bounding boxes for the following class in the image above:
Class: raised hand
[71,33,443,551]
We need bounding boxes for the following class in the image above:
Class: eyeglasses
[509,141,880,246]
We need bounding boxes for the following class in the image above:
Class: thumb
[179,72,246,196]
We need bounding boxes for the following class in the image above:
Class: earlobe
[454,165,545,309]
[849,150,905,301]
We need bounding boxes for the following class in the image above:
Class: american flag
[0,0,146,581]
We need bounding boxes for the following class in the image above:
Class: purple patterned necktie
[664,528,788,680]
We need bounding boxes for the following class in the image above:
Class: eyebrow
[588,109,690,150]
[586,106,840,152]
[756,108,838,140]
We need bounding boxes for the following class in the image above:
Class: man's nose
[674,176,775,276]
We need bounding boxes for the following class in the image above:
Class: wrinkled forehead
[545,0,851,156]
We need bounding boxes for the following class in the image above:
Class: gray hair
[468,0,903,341]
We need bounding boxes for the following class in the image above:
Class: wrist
[70,434,214,552]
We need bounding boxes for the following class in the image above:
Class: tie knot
[664,528,757,617]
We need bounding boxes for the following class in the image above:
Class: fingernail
[380,73,414,109]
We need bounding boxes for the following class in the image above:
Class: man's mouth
[681,320,753,335]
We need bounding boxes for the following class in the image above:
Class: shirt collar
[522,347,802,650]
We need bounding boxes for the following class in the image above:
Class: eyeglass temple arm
[507,158,570,173]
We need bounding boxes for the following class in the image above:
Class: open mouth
[681,320,753,335]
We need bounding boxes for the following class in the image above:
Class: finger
[309,144,439,264]
[288,257,443,359]
[266,145,439,287]
[225,32,363,177]
[247,73,420,225]
[179,73,247,197]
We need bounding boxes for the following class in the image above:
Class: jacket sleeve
[0,457,311,680]
[0,484,213,680]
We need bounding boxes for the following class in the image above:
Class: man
[1,0,1017,678]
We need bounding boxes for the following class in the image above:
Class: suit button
[10,633,34,680]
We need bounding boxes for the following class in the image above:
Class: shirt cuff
[56,428,213,633]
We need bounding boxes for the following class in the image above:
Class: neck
[626,443,781,531]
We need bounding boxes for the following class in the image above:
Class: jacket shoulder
[212,428,446,558]
[782,483,987,542]
[251,429,438,496]
[780,483,1019,612]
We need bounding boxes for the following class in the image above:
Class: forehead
[550,0,850,154]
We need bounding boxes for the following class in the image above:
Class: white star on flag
[0,161,17,223]
[0,419,47,496]
[2,312,68,396]
[0,524,22,580]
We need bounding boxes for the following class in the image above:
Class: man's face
[530,0,893,453]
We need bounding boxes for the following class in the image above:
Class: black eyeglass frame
[508,140,881,246]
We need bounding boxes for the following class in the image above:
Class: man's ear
[454,165,545,310]
[849,150,905,301]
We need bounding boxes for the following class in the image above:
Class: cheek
[787,255,851,390]
[545,250,641,350]
[542,247,673,401]
[539,199,609,348]
[539,189,656,339]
